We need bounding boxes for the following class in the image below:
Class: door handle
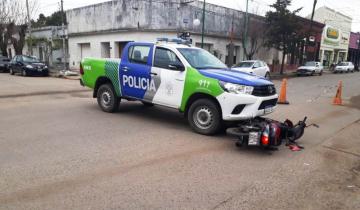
[122,66,130,72]
[176,79,184,81]
[150,72,157,76]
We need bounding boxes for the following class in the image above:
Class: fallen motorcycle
[227,117,319,151]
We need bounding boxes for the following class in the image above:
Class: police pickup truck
[80,39,278,135]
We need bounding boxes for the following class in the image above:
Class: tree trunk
[0,46,8,57]
[280,50,286,75]
[0,25,8,57]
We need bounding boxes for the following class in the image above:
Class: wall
[349,32,360,49]
[66,0,244,38]
[68,31,245,69]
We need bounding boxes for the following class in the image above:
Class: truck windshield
[177,48,227,69]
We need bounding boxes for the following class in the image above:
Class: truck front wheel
[187,98,222,135]
[97,83,120,113]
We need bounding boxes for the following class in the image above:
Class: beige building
[310,6,352,66]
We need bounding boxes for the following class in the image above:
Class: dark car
[0,56,11,72]
[9,55,49,76]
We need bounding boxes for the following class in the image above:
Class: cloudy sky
[36,0,360,31]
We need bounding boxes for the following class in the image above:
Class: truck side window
[128,45,150,64]
[154,47,183,70]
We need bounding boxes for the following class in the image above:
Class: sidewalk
[0,73,89,98]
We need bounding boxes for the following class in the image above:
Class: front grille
[258,98,278,110]
[252,85,276,97]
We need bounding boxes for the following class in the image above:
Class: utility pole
[61,0,67,71]
[243,0,249,60]
[26,0,33,56]
[201,0,205,48]
[306,0,318,62]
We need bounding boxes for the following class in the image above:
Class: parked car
[297,61,323,76]
[9,55,49,76]
[0,56,11,72]
[334,62,355,73]
[231,60,271,79]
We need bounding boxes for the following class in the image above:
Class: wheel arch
[93,76,114,98]
[184,92,222,118]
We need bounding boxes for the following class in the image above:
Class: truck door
[150,47,186,108]
[119,44,154,99]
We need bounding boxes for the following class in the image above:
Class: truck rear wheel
[97,83,120,113]
[187,98,222,135]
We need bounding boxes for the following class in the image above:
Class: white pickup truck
[80,39,278,135]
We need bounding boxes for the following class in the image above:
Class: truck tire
[265,72,271,80]
[97,83,120,113]
[187,98,222,135]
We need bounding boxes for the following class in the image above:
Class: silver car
[232,60,271,79]
[334,62,355,73]
[297,61,323,76]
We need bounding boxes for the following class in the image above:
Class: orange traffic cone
[278,78,289,104]
[333,80,343,105]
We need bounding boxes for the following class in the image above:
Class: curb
[271,70,332,80]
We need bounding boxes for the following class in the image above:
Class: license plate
[248,132,260,146]
[264,106,274,114]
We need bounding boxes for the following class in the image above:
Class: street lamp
[193,0,205,48]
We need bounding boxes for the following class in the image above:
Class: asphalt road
[0,72,359,209]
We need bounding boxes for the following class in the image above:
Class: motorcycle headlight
[26,65,34,69]
[219,81,254,95]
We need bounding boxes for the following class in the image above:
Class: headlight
[44,65,48,69]
[26,65,34,69]
[219,81,254,95]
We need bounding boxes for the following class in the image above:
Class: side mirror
[168,63,185,71]
[252,66,257,69]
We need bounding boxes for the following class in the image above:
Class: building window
[101,42,111,58]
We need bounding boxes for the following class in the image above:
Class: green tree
[46,11,66,26]
[32,13,47,27]
[264,0,303,74]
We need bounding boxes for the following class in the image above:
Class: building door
[80,43,91,59]
[116,41,130,58]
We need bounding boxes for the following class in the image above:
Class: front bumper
[334,68,346,72]
[297,69,313,75]
[26,67,49,75]
[216,92,278,121]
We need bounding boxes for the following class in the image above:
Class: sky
[35,0,360,32]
